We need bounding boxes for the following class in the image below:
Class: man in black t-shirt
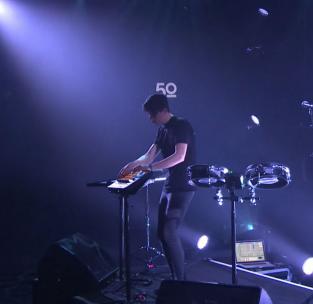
[119,94,196,280]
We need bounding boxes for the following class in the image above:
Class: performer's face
[147,111,163,125]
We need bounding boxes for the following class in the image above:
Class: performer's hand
[118,161,138,178]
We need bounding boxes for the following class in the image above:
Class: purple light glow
[267,230,308,272]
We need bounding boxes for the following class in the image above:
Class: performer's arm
[150,143,187,171]
[136,144,160,166]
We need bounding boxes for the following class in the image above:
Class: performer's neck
[163,113,174,125]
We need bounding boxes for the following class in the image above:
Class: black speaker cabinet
[156,280,272,304]
[33,233,116,304]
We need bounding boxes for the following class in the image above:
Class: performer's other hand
[133,165,150,172]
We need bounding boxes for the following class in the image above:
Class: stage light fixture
[251,115,260,126]
[247,115,260,130]
[197,235,209,250]
[302,258,313,275]
[258,8,269,17]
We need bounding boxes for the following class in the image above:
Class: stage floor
[1,258,313,304]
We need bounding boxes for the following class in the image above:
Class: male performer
[119,93,196,280]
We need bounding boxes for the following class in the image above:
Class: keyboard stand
[87,171,154,303]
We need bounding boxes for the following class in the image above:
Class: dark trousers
[157,191,195,280]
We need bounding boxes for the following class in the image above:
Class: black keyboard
[87,170,152,195]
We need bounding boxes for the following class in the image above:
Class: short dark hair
[143,94,169,116]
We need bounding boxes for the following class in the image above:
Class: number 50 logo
[156,82,177,98]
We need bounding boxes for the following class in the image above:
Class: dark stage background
[1,0,313,283]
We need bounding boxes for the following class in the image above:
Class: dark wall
[1,0,313,275]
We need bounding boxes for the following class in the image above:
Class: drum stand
[223,188,239,285]
[139,181,165,269]
[189,164,289,285]
[215,173,258,285]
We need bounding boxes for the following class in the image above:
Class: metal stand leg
[230,190,238,285]
[145,184,151,250]
[309,108,313,127]
[214,175,242,286]
[139,184,164,268]
[119,197,125,281]
[119,195,131,303]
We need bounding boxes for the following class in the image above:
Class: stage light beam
[0,1,8,16]
[0,1,18,26]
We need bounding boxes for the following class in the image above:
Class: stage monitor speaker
[156,280,272,304]
[34,233,116,304]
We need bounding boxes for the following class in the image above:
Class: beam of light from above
[0,0,124,170]
[0,1,14,22]
[0,0,118,108]
[0,1,6,15]
[303,258,313,275]
[197,235,209,250]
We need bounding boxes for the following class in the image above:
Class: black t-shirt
[154,116,196,193]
